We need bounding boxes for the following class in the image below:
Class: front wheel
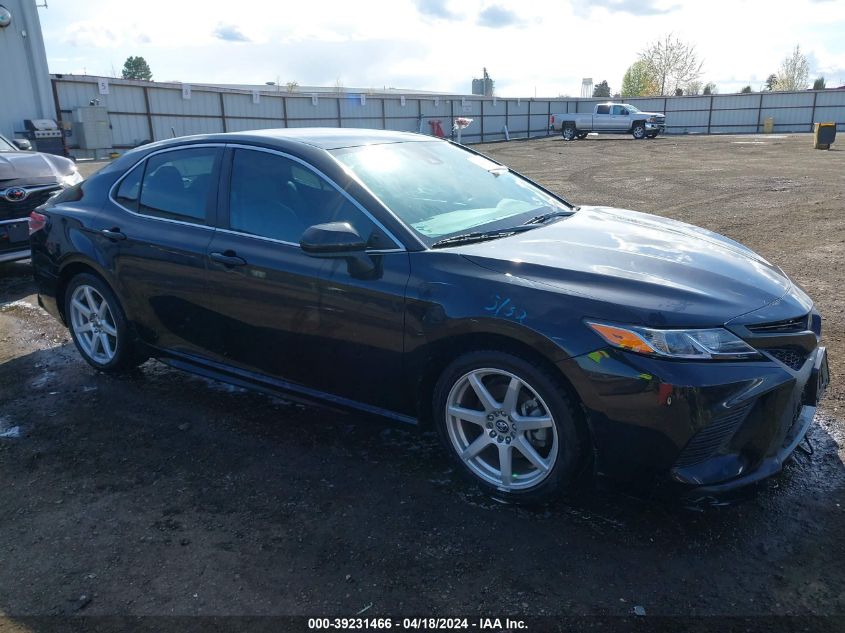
[632,123,646,139]
[561,126,577,141]
[433,351,583,504]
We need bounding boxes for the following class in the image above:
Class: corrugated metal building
[0,0,55,139]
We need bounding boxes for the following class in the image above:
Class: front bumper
[562,343,829,495]
[645,121,665,133]
[0,218,30,263]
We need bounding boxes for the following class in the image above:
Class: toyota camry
[29,129,829,503]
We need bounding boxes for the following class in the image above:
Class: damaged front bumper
[561,333,829,497]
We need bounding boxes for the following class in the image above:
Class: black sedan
[0,133,82,263]
[29,129,829,503]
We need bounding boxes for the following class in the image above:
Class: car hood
[456,206,792,327]
[0,151,75,183]
[638,111,664,117]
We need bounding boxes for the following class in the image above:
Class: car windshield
[332,141,572,245]
[0,135,18,152]
[624,104,641,113]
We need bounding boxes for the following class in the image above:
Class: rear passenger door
[593,104,613,130]
[105,145,223,355]
[204,146,411,412]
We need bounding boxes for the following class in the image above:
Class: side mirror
[300,222,367,254]
[300,222,376,278]
[13,139,32,151]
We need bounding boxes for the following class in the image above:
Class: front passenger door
[205,147,411,412]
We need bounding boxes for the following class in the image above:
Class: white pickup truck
[550,103,666,140]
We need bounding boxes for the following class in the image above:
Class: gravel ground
[0,134,843,629]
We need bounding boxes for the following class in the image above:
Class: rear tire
[65,273,145,373]
[433,350,583,504]
[561,125,577,141]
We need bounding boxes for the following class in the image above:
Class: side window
[229,149,391,248]
[611,105,623,115]
[138,147,220,223]
[115,162,144,211]
[596,105,610,115]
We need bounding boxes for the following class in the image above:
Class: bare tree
[285,80,299,93]
[639,33,703,95]
[774,45,809,91]
[685,80,702,95]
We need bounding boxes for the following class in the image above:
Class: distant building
[472,68,494,97]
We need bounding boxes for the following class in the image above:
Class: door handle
[100,228,126,241]
[210,251,247,267]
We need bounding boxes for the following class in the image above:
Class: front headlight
[59,170,83,188]
[586,321,759,360]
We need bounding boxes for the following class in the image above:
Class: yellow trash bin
[762,117,774,134]
[814,122,836,150]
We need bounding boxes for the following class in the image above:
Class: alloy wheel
[445,368,558,491]
[69,284,118,364]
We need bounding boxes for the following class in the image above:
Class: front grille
[0,188,59,221]
[747,314,810,334]
[674,402,754,468]
[766,347,809,371]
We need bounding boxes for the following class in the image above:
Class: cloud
[213,24,251,42]
[413,0,460,20]
[477,5,524,28]
[571,0,679,16]
[63,21,150,47]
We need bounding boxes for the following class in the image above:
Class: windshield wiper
[522,207,579,225]
[431,225,538,248]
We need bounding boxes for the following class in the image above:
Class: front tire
[65,273,144,373]
[632,122,646,139]
[433,351,583,504]
[561,125,577,141]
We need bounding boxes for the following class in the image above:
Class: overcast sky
[39,0,845,96]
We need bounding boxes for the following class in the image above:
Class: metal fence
[52,75,845,156]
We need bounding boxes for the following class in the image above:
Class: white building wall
[0,0,55,139]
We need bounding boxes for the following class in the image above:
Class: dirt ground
[0,134,843,629]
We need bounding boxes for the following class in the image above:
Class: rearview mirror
[13,139,32,151]
[300,222,376,278]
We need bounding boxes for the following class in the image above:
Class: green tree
[740,85,752,93]
[121,56,153,81]
[764,74,777,91]
[773,45,809,91]
[621,60,659,98]
[592,80,611,98]
[813,76,826,90]
[702,82,717,95]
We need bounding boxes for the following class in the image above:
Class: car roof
[141,128,439,152]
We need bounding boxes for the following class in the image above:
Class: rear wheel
[561,125,577,141]
[65,273,145,373]
[632,122,647,139]
[434,351,582,504]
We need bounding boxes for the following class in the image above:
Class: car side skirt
[156,348,419,426]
